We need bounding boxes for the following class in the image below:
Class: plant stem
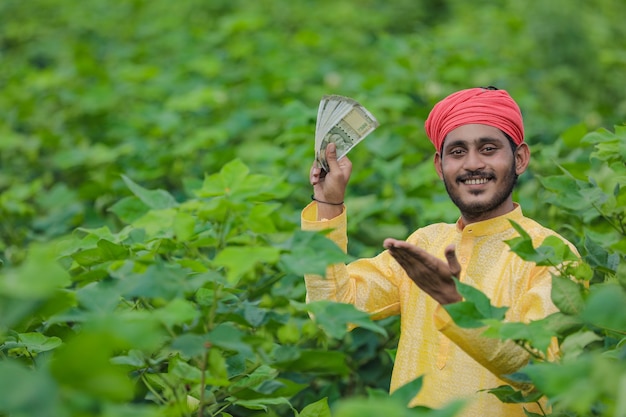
[141,373,167,404]
[198,348,208,417]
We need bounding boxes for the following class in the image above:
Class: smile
[462,178,490,185]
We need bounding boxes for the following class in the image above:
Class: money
[315,95,379,172]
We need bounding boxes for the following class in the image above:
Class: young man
[302,87,576,416]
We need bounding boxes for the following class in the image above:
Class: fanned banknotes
[315,95,379,172]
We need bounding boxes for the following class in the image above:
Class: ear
[514,143,530,175]
[434,152,444,180]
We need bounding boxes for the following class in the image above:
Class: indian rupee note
[316,104,379,172]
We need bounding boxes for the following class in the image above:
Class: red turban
[424,87,524,152]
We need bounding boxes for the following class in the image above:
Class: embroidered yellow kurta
[302,202,574,416]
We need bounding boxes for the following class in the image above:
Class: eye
[481,146,497,153]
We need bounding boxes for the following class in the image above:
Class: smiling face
[434,124,530,224]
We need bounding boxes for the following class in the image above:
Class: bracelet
[311,194,344,206]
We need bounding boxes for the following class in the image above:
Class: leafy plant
[1,0,626,415]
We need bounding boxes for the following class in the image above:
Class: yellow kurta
[302,202,574,416]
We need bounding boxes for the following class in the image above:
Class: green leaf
[538,236,579,264]
[443,301,487,328]
[542,312,584,334]
[506,222,578,266]
[97,239,130,261]
[108,196,150,224]
[522,358,601,412]
[274,349,350,376]
[580,283,626,332]
[389,376,423,407]
[208,348,230,382]
[332,399,408,417]
[229,364,278,391]
[281,230,353,276]
[505,222,541,260]
[551,275,585,315]
[71,247,103,267]
[9,333,62,353]
[50,331,135,402]
[121,175,178,209]
[538,175,590,211]
[0,244,71,298]
[198,159,250,198]
[131,208,177,237]
[298,397,331,417]
[170,334,207,358]
[305,301,387,338]
[560,331,602,359]
[197,159,291,202]
[444,279,508,328]
[229,396,291,411]
[168,356,204,383]
[101,403,164,417]
[75,280,122,314]
[484,385,543,404]
[110,350,147,368]
[213,246,280,284]
[116,262,202,301]
[173,211,196,242]
[242,301,268,327]
[0,360,60,417]
[495,320,556,354]
[245,203,279,234]
[153,298,199,328]
[459,279,509,319]
[206,323,253,356]
[84,311,166,351]
[559,123,588,148]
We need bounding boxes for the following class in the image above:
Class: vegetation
[0,0,624,416]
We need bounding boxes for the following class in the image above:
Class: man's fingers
[325,143,340,173]
[383,238,400,250]
[310,163,320,185]
[387,241,461,278]
[388,247,412,266]
[444,244,461,277]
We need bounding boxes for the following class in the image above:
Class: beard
[443,163,518,220]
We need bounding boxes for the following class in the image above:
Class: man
[302,87,576,416]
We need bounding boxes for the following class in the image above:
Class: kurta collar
[455,203,523,237]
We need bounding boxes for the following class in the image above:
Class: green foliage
[0,0,625,415]
[0,161,396,416]
[443,279,508,328]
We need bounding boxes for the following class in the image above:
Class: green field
[1,1,625,416]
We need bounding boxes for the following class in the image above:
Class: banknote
[315,95,379,172]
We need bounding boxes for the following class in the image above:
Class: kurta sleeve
[433,306,533,389]
[301,202,402,319]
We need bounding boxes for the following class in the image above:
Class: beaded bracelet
[311,194,344,206]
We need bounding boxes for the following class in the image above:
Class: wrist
[311,194,344,206]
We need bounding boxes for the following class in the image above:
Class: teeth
[465,178,488,185]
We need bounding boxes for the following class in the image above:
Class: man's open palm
[383,239,463,305]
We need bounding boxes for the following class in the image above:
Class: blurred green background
[1,1,626,416]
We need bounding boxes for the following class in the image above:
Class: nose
[462,149,486,171]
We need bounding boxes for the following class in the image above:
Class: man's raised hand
[310,143,352,220]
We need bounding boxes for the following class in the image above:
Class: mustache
[456,170,495,182]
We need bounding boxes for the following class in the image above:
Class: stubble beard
[443,163,518,221]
